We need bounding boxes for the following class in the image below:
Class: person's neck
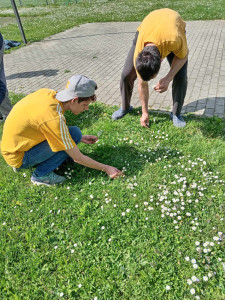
[61,101,70,112]
[144,42,155,47]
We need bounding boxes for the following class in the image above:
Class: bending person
[112,8,188,128]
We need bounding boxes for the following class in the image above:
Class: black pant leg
[166,52,188,115]
[120,32,139,110]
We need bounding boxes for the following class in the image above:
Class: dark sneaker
[112,106,133,120]
[31,172,66,186]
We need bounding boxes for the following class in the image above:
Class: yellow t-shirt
[134,8,188,71]
[1,89,76,168]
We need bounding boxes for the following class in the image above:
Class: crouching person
[1,75,123,186]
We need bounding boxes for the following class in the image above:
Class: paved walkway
[4,21,225,118]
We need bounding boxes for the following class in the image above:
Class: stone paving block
[197,103,207,110]
[204,109,215,117]
[206,99,216,109]
[215,105,225,114]
[4,20,225,118]
[216,98,225,106]
[208,92,218,99]
[186,106,197,113]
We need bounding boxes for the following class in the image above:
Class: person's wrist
[165,74,173,82]
[101,165,107,172]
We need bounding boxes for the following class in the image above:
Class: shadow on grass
[133,107,169,123]
[59,143,181,187]
[120,106,225,140]
[186,115,225,139]
[110,105,170,125]
[59,144,145,183]
[68,103,224,142]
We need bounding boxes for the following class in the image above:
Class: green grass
[1,0,224,47]
[0,94,225,299]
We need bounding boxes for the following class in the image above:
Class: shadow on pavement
[45,31,135,41]
[6,69,58,79]
[183,97,225,117]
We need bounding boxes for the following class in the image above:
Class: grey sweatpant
[120,31,188,115]
[0,34,12,118]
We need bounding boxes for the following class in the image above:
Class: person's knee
[69,126,82,144]
[121,71,129,83]
[121,70,135,86]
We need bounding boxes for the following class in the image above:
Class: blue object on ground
[4,40,21,50]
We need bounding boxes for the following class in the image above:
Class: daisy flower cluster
[184,231,224,298]
[116,148,224,297]
[49,129,224,299]
[63,167,74,180]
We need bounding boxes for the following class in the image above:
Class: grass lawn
[0,94,225,299]
[0,0,224,45]
[0,0,225,298]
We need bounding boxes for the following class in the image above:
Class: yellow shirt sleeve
[39,116,76,152]
[170,34,188,59]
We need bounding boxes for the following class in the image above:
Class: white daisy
[190,288,195,295]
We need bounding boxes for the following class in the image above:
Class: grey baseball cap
[56,75,97,102]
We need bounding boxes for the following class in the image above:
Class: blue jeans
[17,126,82,177]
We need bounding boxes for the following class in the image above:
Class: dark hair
[136,46,161,81]
[78,85,97,103]
[78,94,96,103]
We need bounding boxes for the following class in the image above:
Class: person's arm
[65,145,123,179]
[154,53,188,93]
[138,77,149,128]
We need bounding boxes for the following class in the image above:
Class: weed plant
[0,94,225,299]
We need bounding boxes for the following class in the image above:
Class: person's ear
[71,97,79,103]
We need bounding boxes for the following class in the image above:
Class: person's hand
[154,77,171,93]
[81,135,98,144]
[140,112,149,128]
[104,166,124,179]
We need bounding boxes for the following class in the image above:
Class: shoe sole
[31,178,53,186]
[173,123,186,128]
[31,178,66,186]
